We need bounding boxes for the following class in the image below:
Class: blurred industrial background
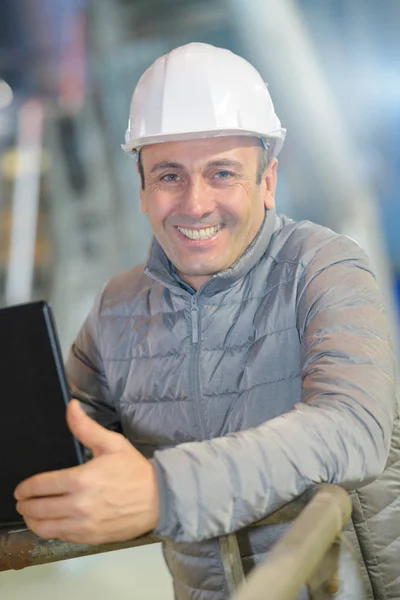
[0,0,399,598]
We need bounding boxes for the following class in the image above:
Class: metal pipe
[0,527,160,572]
[0,485,348,581]
[232,485,353,600]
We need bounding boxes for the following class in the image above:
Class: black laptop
[0,301,84,526]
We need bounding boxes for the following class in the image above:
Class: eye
[161,173,180,182]
[214,170,234,179]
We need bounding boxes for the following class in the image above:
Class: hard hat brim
[122,128,286,158]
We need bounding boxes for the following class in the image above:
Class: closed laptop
[0,301,83,525]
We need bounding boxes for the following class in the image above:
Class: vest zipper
[190,295,206,439]
[191,295,199,343]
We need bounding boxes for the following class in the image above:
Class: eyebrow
[150,159,244,173]
[205,159,244,170]
[150,161,184,173]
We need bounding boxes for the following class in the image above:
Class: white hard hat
[122,43,286,157]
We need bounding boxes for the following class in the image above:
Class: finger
[16,494,73,521]
[67,400,126,457]
[25,517,101,545]
[24,517,73,541]
[14,465,82,501]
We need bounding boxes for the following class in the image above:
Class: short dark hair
[137,150,145,189]
[256,148,270,185]
[137,145,270,190]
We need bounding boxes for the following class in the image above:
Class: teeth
[177,225,221,240]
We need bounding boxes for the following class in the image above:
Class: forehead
[141,135,261,169]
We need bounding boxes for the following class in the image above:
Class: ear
[139,187,147,214]
[263,159,278,210]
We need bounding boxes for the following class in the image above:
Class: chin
[178,262,221,276]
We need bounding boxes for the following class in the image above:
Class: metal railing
[230,484,364,599]
[0,484,364,599]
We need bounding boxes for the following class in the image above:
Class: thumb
[67,399,126,457]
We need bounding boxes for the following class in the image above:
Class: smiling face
[139,136,277,290]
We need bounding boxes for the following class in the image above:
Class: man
[14,43,399,599]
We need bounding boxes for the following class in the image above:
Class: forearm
[152,389,395,543]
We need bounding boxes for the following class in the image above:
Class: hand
[14,400,159,544]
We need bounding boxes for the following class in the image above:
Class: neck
[175,271,210,291]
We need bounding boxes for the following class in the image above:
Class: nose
[179,177,216,221]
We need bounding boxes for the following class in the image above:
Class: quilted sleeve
[65,288,120,432]
[151,236,398,542]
